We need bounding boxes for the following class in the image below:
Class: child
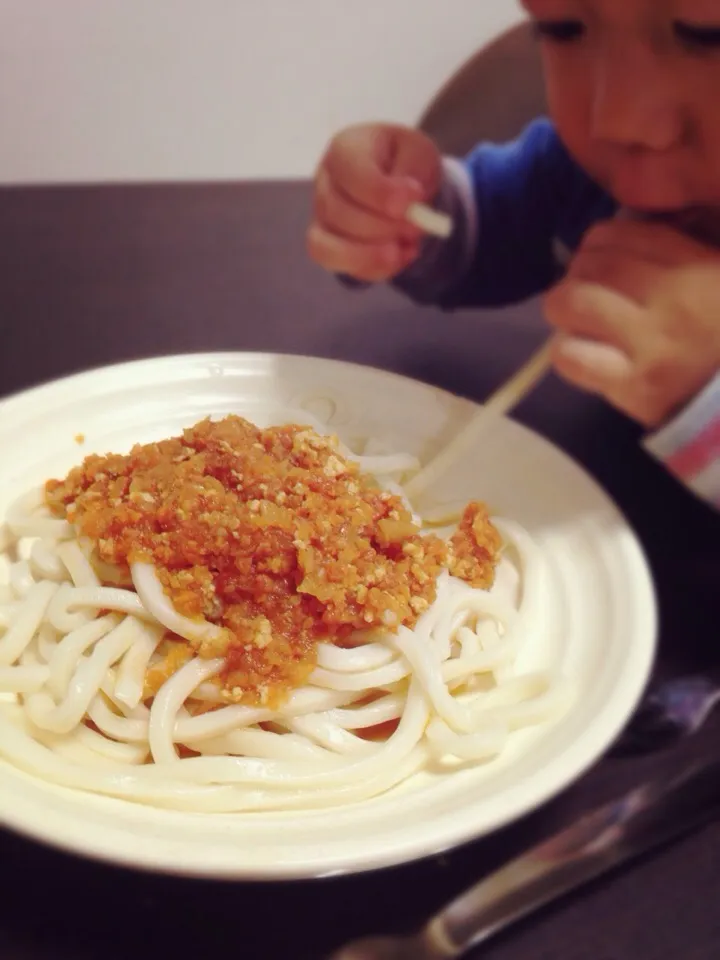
[308,0,720,508]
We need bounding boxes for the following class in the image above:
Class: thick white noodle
[279,406,421,481]
[315,641,394,673]
[148,657,224,764]
[30,540,68,581]
[0,664,50,694]
[426,718,508,761]
[352,453,419,476]
[0,435,571,812]
[0,523,11,554]
[37,623,61,663]
[58,540,100,588]
[327,693,405,729]
[9,560,36,598]
[6,489,74,540]
[47,583,151,634]
[138,680,430,789]
[131,562,226,647]
[0,581,58,666]
[26,616,143,734]
[287,715,378,756]
[0,602,20,630]
[114,621,164,709]
[31,720,149,767]
[309,659,411,691]
[196,728,344,763]
[406,201,453,238]
[46,614,121,700]
[88,695,151,744]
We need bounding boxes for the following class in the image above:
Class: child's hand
[544,219,720,427]
[308,124,442,282]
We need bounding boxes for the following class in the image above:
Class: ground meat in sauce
[46,416,501,706]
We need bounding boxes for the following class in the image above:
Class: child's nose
[591,50,685,152]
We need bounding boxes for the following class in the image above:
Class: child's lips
[609,168,685,213]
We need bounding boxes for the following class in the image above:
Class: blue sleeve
[437,118,614,308]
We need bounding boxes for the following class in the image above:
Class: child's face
[522,0,720,228]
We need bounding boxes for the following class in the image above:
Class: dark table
[0,181,718,960]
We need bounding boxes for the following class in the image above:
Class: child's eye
[532,19,586,43]
[675,21,720,50]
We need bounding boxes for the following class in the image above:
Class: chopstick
[400,203,551,500]
[404,340,553,501]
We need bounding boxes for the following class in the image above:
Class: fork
[329,752,720,960]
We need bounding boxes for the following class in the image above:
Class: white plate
[0,352,657,879]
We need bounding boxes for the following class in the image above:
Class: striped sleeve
[643,374,720,508]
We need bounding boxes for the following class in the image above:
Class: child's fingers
[306,223,419,282]
[544,280,641,352]
[324,126,427,217]
[580,218,714,268]
[314,168,421,244]
[551,335,657,426]
[388,128,445,198]
[566,247,660,306]
[551,335,633,392]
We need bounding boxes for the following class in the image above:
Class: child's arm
[309,122,720,509]
[310,118,614,305]
[394,118,616,308]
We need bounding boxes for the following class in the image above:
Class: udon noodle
[0,410,571,812]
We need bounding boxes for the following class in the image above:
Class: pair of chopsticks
[403,204,552,501]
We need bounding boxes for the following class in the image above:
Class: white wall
[0,0,521,184]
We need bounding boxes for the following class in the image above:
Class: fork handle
[420,756,720,957]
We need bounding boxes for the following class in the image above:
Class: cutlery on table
[329,753,720,960]
[612,675,720,756]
